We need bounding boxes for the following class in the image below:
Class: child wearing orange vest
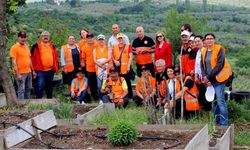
[70,71,88,104]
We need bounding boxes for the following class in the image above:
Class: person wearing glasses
[180,23,195,37]
[154,31,172,72]
[201,33,232,126]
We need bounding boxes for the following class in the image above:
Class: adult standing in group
[108,24,129,50]
[10,31,36,99]
[180,23,195,37]
[61,35,81,93]
[201,33,232,126]
[132,26,155,77]
[81,32,98,100]
[154,31,172,71]
[31,31,59,99]
[194,35,209,110]
[180,30,191,76]
[93,34,112,101]
[78,28,89,50]
[112,33,133,98]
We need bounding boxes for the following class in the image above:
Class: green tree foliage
[163,9,209,64]
[6,0,25,14]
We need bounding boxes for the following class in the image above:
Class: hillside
[7,1,250,90]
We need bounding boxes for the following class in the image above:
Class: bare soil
[21,126,197,149]
[209,128,227,147]
[71,104,97,119]
[0,110,44,130]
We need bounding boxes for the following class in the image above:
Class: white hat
[97,34,105,40]
[181,30,190,37]
[189,36,195,41]
[205,85,215,102]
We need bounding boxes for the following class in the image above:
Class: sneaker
[99,100,103,105]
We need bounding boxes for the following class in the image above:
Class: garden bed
[0,110,44,130]
[71,104,97,119]
[13,124,208,149]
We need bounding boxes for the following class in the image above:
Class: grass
[235,131,250,146]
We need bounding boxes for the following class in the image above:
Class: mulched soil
[209,128,227,147]
[21,126,197,149]
[71,104,97,119]
[0,110,45,130]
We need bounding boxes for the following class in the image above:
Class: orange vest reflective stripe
[106,77,125,103]
[73,77,86,93]
[184,77,200,111]
[62,45,74,72]
[113,44,129,74]
[95,45,112,75]
[201,44,232,83]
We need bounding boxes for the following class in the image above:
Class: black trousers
[87,71,98,99]
[119,73,133,98]
[136,62,155,77]
[134,95,157,107]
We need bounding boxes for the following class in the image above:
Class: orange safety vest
[183,77,200,111]
[106,77,125,103]
[136,76,156,96]
[82,44,96,72]
[201,44,232,83]
[73,77,86,93]
[112,44,130,74]
[95,45,112,75]
[61,45,75,72]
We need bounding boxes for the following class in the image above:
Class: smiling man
[31,31,59,99]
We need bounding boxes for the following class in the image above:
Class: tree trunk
[0,0,18,105]
[203,0,207,12]
[176,0,179,6]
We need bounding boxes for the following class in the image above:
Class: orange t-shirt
[81,44,96,72]
[10,43,31,74]
[40,43,53,71]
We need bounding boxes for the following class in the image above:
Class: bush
[227,100,249,123]
[107,120,139,146]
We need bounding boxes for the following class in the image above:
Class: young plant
[107,120,139,146]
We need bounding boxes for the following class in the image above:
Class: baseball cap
[18,31,27,38]
[109,67,118,73]
[205,85,215,102]
[181,30,190,37]
[189,36,195,41]
[86,32,94,38]
[116,33,124,39]
[97,34,105,40]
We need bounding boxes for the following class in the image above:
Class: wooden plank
[18,98,59,106]
[32,110,57,133]
[4,119,34,148]
[216,126,231,150]
[0,130,5,150]
[230,124,234,150]
[77,103,115,125]
[185,124,209,150]
[0,93,7,107]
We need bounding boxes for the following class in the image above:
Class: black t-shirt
[156,70,168,84]
[132,35,155,50]
[184,78,194,89]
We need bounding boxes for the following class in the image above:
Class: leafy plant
[107,120,139,146]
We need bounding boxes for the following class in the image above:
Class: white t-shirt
[195,47,205,80]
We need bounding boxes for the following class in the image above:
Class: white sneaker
[99,100,103,104]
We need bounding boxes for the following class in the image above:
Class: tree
[0,0,18,105]
[69,0,77,7]
[185,0,190,10]
[0,0,26,106]
[203,0,207,12]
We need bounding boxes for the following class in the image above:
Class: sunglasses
[156,35,163,38]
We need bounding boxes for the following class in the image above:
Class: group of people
[10,23,232,126]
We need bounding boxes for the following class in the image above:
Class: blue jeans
[212,83,228,126]
[77,90,87,103]
[102,95,129,108]
[35,70,54,98]
[97,77,103,100]
[15,73,32,99]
